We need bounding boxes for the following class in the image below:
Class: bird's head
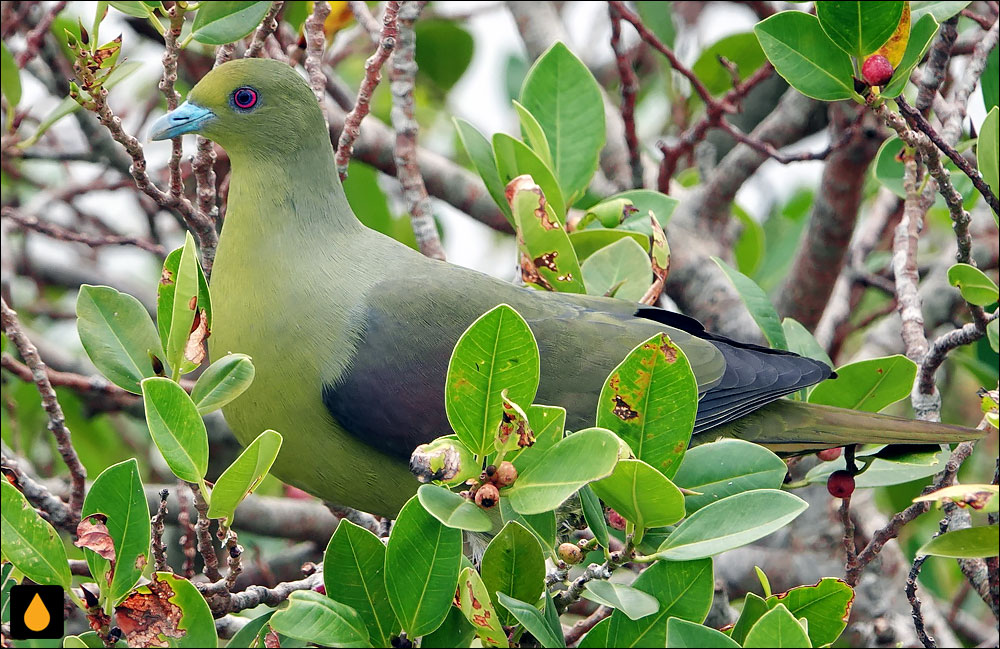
[150,58,327,158]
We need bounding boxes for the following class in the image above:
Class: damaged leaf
[157,233,212,377]
[496,390,535,456]
[115,572,216,647]
[456,567,508,648]
[914,484,999,513]
[410,435,479,485]
[874,2,910,67]
[75,515,116,562]
[764,577,854,647]
[508,176,586,294]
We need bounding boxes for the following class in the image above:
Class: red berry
[827,470,856,498]
[475,483,500,509]
[817,447,843,462]
[862,55,893,86]
[607,508,627,531]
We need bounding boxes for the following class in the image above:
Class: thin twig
[0,298,86,525]
[190,483,223,582]
[151,488,171,572]
[3,207,165,255]
[609,4,642,189]
[304,1,332,127]
[0,447,75,532]
[14,1,67,67]
[348,0,383,43]
[245,1,285,58]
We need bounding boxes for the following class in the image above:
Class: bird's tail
[696,399,984,454]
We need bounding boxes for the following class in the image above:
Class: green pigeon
[151,59,978,517]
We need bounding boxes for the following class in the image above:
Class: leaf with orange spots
[456,567,508,648]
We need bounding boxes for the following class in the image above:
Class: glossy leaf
[191,1,273,45]
[578,618,611,648]
[983,42,998,112]
[816,1,904,56]
[657,490,808,560]
[579,484,610,549]
[596,333,699,478]
[591,459,685,531]
[873,2,910,67]
[782,318,834,368]
[910,1,971,21]
[743,603,811,648]
[269,590,370,648]
[765,578,853,647]
[494,133,566,220]
[158,233,209,376]
[190,353,255,415]
[81,459,149,605]
[919,526,999,558]
[666,617,741,648]
[454,118,512,223]
[456,567,508,647]
[674,439,788,513]
[606,558,714,647]
[445,304,540,456]
[207,430,282,522]
[732,592,770,645]
[713,257,787,348]
[808,354,916,412]
[883,14,940,97]
[582,581,658,621]
[612,189,679,230]
[755,11,856,101]
[500,498,556,554]
[323,520,397,647]
[422,605,476,649]
[77,284,164,394]
[569,229,649,262]
[504,427,619,515]
[509,180,585,293]
[141,377,209,484]
[0,481,71,590]
[417,484,493,532]
[978,106,999,220]
[496,593,564,648]
[806,448,949,488]
[519,42,605,203]
[948,263,999,305]
[635,1,675,47]
[481,522,545,625]
[225,611,274,648]
[513,100,552,168]
[385,496,462,637]
[581,237,652,302]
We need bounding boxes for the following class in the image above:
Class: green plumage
[153,59,978,517]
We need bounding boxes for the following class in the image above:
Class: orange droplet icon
[24,592,51,632]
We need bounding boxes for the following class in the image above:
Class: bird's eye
[232,87,258,111]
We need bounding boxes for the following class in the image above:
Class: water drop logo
[10,584,64,639]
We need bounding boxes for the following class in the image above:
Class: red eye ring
[233,87,258,110]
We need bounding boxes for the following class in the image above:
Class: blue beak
[149,101,215,140]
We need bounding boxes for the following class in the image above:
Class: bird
[151,59,978,517]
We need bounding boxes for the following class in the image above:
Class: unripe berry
[475,483,500,509]
[558,542,583,564]
[817,447,843,462]
[827,470,856,498]
[494,461,518,487]
[862,55,893,86]
[607,508,627,531]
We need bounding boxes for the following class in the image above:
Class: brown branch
[0,446,75,532]
[919,312,999,394]
[390,0,446,260]
[159,5,186,204]
[0,298,86,524]
[245,1,284,58]
[609,4,643,189]
[915,16,959,114]
[14,1,67,67]
[564,605,611,645]
[304,0,332,127]
[335,1,401,179]
[2,207,165,255]
[190,484,223,582]
[151,488,171,573]
[348,0,383,42]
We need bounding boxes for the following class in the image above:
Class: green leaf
[385,496,462,637]
[445,304,540,456]
[781,318,834,368]
[513,100,553,169]
[910,1,971,22]
[874,136,976,210]
[692,32,767,96]
[579,484,610,549]
[808,354,916,412]
[635,1,675,47]
[657,490,808,560]
[414,19,473,91]
[0,43,21,108]
[581,237,652,302]
[422,605,476,649]
[1,481,71,590]
[591,459,685,532]
[269,590,370,647]
[666,618,741,648]
[116,572,217,648]
[494,133,567,220]
[481,522,545,625]
[596,332,699,477]
[712,257,787,348]
[509,180,586,293]
[225,611,274,648]
[732,592,770,645]
[613,189,680,232]
[417,484,493,532]
[674,439,788,513]
[507,405,565,474]
[948,262,999,305]
[323,520,397,647]
[190,353,254,415]
[918,525,999,558]
[77,284,164,394]
[505,428,620,515]
[765,578,853,647]
[456,566,508,647]
[569,229,649,262]
[191,1,273,45]
[743,603,811,648]
[806,448,950,488]
[735,205,765,276]
[754,11,857,101]
[978,106,999,220]
[606,558,714,647]
[499,498,556,554]
[816,1,904,56]
[983,43,998,113]
[519,42,605,203]
[578,618,611,648]
[141,377,209,484]
[454,118,512,224]
[495,593,564,648]
[207,430,282,522]
[883,15,940,97]
[81,459,149,605]
[582,581,658,621]
[158,233,209,377]
[988,318,999,353]
[108,1,158,17]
